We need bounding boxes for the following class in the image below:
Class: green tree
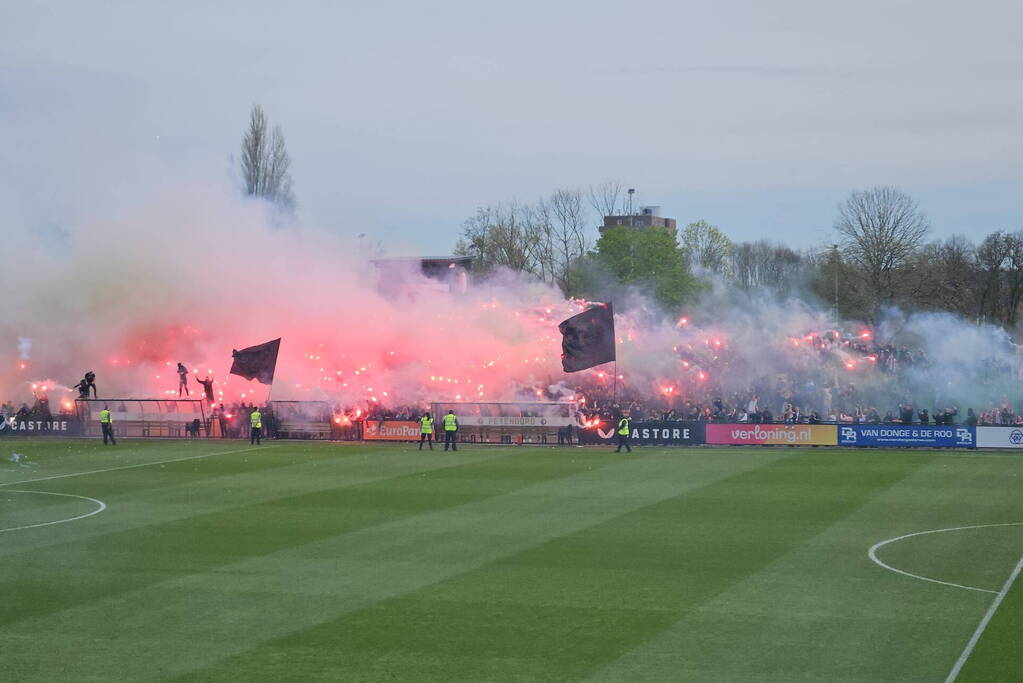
[588,226,700,312]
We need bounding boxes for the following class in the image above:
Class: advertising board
[457,416,575,427]
[576,421,705,446]
[363,420,421,441]
[0,416,79,436]
[975,426,1023,449]
[706,424,837,446]
[838,424,975,448]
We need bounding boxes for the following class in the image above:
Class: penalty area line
[945,552,1023,683]
[0,446,266,488]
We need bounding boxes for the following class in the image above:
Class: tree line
[454,184,1023,330]
[228,106,1022,332]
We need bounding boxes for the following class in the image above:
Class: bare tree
[544,189,590,292]
[454,202,538,275]
[731,240,804,294]
[834,186,929,320]
[522,203,555,285]
[680,220,733,274]
[1001,232,1023,328]
[455,190,591,293]
[975,231,1009,324]
[587,180,624,219]
[240,104,295,210]
[913,236,977,318]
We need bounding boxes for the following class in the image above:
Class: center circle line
[868,522,1023,593]
[0,489,107,533]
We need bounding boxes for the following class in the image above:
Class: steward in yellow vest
[99,405,116,446]
[418,414,434,451]
[250,408,263,445]
[615,414,632,453]
[443,411,458,452]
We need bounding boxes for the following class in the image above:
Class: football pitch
[2,440,1021,682]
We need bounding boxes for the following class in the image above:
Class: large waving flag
[558,303,615,373]
[230,338,281,385]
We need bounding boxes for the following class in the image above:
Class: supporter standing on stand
[177,363,190,396]
[74,372,98,399]
[196,375,215,404]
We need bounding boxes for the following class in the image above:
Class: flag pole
[612,361,618,407]
[611,299,618,409]
[265,343,279,406]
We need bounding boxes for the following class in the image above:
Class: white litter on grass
[7,453,35,468]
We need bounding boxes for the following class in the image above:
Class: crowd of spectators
[4,323,1021,439]
[559,327,1023,429]
[0,395,77,423]
[571,386,1020,429]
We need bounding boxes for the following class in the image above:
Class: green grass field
[1,439,1021,682]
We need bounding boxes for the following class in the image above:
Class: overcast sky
[3,0,1021,254]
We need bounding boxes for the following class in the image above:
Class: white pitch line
[945,552,1023,683]
[868,522,1023,594]
[0,446,265,488]
[0,490,107,533]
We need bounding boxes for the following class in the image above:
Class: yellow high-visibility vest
[250,411,262,428]
[99,409,112,424]
[617,418,630,435]
[420,417,434,434]
[443,414,458,431]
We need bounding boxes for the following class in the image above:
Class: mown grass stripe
[0,449,609,630]
[174,451,927,682]
[948,553,1023,682]
[6,448,781,682]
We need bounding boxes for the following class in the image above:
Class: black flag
[230,338,281,385]
[558,303,616,373]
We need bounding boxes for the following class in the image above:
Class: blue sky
[2,0,1020,255]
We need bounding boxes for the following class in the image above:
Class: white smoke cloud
[2,184,1019,421]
